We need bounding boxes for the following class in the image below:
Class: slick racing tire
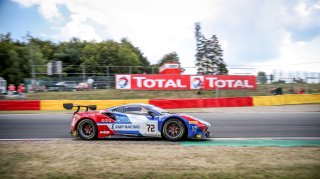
[162,118,186,141]
[77,119,98,140]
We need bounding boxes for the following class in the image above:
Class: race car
[63,103,211,141]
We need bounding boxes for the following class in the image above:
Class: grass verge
[0,140,319,178]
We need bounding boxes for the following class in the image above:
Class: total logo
[116,75,131,89]
[190,76,204,89]
[118,77,128,88]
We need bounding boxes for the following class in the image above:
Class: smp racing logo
[190,76,204,89]
[116,75,131,89]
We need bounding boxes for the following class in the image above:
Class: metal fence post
[216,87,219,98]
[32,65,35,78]
[106,66,109,77]
[106,66,110,87]
[129,66,132,74]
[82,65,86,82]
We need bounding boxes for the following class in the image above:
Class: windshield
[148,105,170,114]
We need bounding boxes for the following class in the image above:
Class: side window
[103,112,116,120]
[112,107,124,113]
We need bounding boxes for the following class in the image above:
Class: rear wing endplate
[63,103,97,114]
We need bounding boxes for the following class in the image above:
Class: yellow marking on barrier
[253,94,320,106]
[40,99,149,110]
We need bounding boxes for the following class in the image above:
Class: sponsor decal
[116,116,130,123]
[142,132,161,136]
[116,75,131,89]
[205,77,253,88]
[111,124,140,130]
[192,126,198,132]
[133,76,187,89]
[100,131,110,134]
[101,118,113,122]
[190,76,204,89]
[71,118,76,127]
[116,74,256,90]
[189,121,199,124]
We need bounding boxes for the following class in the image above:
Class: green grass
[182,140,320,147]
[0,141,320,179]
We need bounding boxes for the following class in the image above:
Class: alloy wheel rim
[166,122,182,138]
[82,123,94,136]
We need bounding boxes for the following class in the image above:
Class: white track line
[208,137,320,140]
[1,137,320,141]
[0,138,73,141]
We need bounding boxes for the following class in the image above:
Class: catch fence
[24,65,320,97]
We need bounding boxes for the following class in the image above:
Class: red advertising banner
[115,74,256,90]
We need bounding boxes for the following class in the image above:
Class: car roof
[109,103,153,109]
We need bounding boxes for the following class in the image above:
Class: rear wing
[63,103,97,114]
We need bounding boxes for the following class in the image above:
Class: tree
[257,71,267,84]
[0,33,31,84]
[81,41,104,74]
[211,35,228,74]
[156,52,185,73]
[120,38,150,74]
[217,62,228,75]
[195,23,228,75]
[81,39,143,74]
[27,35,56,61]
[121,38,149,66]
[117,41,140,73]
[157,52,180,67]
[0,32,152,83]
[53,38,86,75]
[26,41,48,76]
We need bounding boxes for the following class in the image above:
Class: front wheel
[162,118,186,141]
[77,119,97,140]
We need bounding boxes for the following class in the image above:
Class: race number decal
[147,124,155,132]
[143,122,161,137]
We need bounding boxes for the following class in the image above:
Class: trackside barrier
[40,99,149,110]
[253,94,320,106]
[149,97,253,109]
[0,94,319,110]
[0,100,40,110]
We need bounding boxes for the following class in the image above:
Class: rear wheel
[77,119,97,140]
[162,118,186,141]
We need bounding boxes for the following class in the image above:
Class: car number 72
[147,124,155,132]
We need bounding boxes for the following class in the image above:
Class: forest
[0,33,181,84]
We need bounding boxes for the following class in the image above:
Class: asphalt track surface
[0,112,319,139]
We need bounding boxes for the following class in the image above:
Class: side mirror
[148,110,157,117]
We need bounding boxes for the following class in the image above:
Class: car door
[108,111,141,136]
[122,105,161,137]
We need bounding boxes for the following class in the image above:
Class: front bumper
[193,131,210,139]
[70,130,77,137]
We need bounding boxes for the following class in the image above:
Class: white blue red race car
[63,103,211,141]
